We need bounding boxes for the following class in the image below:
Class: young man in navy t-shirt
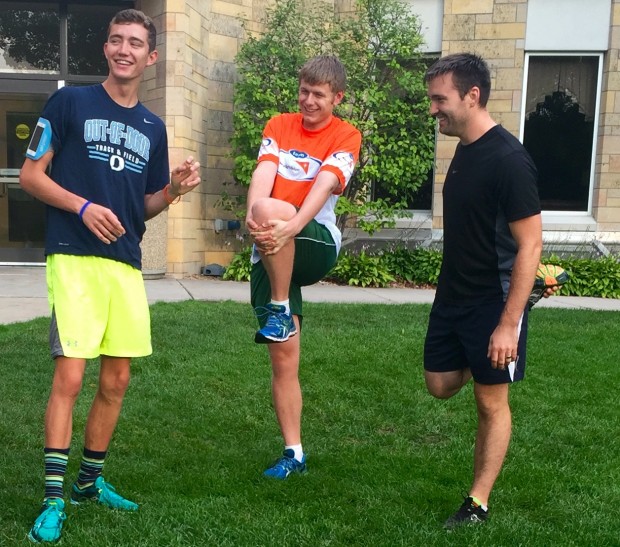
[20,9,201,543]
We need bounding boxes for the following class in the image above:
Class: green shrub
[231,0,435,234]
[222,246,253,282]
[328,250,394,287]
[381,246,442,285]
[546,255,620,298]
[223,246,620,299]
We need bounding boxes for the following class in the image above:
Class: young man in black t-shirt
[423,53,542,528]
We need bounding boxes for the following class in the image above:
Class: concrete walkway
[1,265,619,325]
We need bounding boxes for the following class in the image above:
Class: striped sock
[470,496,488,512]
[75,448,107,490]
[44,447,70,501]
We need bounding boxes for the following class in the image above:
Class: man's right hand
[81,202,126,244]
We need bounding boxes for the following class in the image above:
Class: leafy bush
[381,246,442,285]
[223,246,620,298]
[231,0,435,233]
[546,255,620,298]
[222,246,253,282]
[328,250,394,287]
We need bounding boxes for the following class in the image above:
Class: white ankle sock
[271,299,290,314]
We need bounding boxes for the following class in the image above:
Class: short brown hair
[108,9,157,53]
[299,55,347,94]
[425,53,491,107]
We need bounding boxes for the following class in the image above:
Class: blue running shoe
[263,449,307,479]
[254,303,297,344]
[70,476,138,511]
[28,498,66,543]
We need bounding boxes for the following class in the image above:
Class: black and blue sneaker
[254,303,297,343]
[263,449,306,479]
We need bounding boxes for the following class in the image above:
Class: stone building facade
[137,0,620,276]
[0,0,618,274]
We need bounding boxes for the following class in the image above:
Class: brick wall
[141,0,620,273]
[595,0,620,232]
[434,0,528,229]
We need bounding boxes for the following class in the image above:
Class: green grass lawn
[1,301,619,546]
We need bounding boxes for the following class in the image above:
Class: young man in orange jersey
[245,55,361,479]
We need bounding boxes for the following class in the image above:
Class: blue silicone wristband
[78,200,92,220]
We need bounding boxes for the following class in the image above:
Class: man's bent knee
[252,198,296,223]
[425,370,468,399]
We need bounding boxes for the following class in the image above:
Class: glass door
[0,85,55,263]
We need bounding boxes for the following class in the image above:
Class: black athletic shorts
[424,300,528,385]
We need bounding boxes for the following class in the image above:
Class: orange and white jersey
[257,112,361,252]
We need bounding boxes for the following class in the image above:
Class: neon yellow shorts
[46,254,152,359]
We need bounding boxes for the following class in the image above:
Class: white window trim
[519,52,604,223]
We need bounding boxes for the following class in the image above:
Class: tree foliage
[0,8,108,75]
[231,0,435,234]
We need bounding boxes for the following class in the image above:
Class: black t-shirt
[436,125,540,305]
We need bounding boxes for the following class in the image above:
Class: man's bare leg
[269,318,302,445]
[83,356,131,451]
[424,369,472,400]
[469,382,511,507]
[45,357,87,448]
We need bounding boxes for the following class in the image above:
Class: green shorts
[47,254,151,359]
[251,220,338,328]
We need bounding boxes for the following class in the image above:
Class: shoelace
[254,306,286,321]
[255,307,291,331]
[36,504,66,529]
[99,481,122,501]
[274,456,300,471]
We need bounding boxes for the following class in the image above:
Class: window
[0,3,60,73]
[0,1,134,79]
[521,54,602,212]
[68,3,129,76]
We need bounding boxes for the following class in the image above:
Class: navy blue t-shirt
[42,84,169,269]
[436,125,541,305]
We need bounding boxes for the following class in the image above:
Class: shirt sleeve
[41,88,72,157]
[497,149,541,222]
[320,123,362,194]
[256,116,280,165]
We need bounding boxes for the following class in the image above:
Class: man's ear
[467,86,481,107]
[333,90,345,106]
[146,49,158,67]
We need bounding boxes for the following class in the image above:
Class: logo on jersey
[327,152,356,180]
[83,119,151,173]
[278,149,321,181]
